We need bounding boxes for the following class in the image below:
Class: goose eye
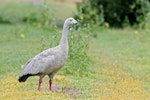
[69,19,73,21]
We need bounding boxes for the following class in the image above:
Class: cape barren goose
[18,18,77,90]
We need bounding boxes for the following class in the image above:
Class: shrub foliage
[75,0,150,27]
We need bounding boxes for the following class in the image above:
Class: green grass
[89,28,150,92]
[0,1,150,100]
[0,1,76,24]
[0,24,150,99]
[0,24,50,75]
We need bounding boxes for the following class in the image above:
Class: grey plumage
[18,18,77,90]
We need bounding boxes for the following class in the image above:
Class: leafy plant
[65,27,91,77]
[75,0,150,27]
[75,1,104,27]
[0,15,11,24]
[22,2,52,27]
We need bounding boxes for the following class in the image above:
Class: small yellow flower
[104,22,110,28]
[20,34,25,38]
[56,93,59,97]
[145,25,149,29]
[37,22,41,28]
[134,30,139,34]
[79,15,83,19]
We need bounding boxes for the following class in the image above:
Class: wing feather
[20,46,59,76]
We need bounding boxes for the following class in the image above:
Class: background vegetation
[75,0,150,27]
[0,0,150,100]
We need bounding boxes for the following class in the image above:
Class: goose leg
[48,73,54,91]
[49,79,52,90]
[38,78,42,91]
[38,75,45,91]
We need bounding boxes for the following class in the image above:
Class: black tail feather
[18,73,41,82]
[18,74,31,82]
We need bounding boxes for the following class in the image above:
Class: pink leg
[38,79,42,91]
[49,79,52,90]
[48,73,54,91]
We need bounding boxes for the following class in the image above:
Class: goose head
[64,18,77,26]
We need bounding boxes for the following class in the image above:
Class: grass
[89,28,150,99]
[0,1,76,24]
[0,1,150,100]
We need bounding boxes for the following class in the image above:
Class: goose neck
[60,24,69,45]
